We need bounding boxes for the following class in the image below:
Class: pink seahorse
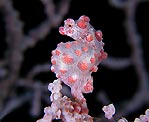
[51,15,107,108]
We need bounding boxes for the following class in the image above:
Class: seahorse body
[51,15,107,97]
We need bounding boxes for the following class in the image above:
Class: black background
[0,0,149,122]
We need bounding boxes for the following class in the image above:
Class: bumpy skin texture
[37,79,94,122]
[51,15,107,102]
